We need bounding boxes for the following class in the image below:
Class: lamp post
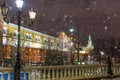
[15,0,36,79]
[69,20,81,63]
[14,0,24,80]
[1,2,9,22]
[28,8,36,66]
[1,0,36,79]
[77,24,80,63]
[69,28,74,64]
[29,8,36,26]
[1,2,8,66]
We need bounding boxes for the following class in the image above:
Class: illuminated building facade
[3,22,60,64]
[2,22,94,65]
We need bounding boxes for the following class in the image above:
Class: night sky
[1,0,120,45]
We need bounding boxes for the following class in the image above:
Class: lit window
[36,36,40,41]
[44,38,48,43]
[3,27,8,34]
[26,33,29,39]
[29,34,32,39]
[14,30,18,36]
[26,33,32,39]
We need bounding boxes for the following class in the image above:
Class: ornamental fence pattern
[0,64,120,80]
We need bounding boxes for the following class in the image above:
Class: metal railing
[0,64,120,80]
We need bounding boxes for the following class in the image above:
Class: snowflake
[69,19,73,23]
[104,26,108,30]
[114,46,117,49]
[63,15,68,21]
[103,20,106,23]
[113,13,117,17]
[42,13,46,16]
[64,15,67,18]
[85,8,91,11]
[107,16,111,20]
[51,18,56,21]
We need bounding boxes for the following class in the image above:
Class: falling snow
[1,0,120,45]
[104,26,108,30]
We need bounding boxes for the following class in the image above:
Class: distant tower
[87,34,94,49]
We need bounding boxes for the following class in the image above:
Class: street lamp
[69,20,81,63]
[69,27,75,64]
[1,2,9,22]
[29,8,36,20]
[14,0,36,79]
[28,8,36,66]
[29,8,36,26]
[1,2,9,66]
[1,0,36,79]
[99,51,104,64]
[14,0,24,80]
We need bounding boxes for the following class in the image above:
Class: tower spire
[88,34,92,44]
[87,34,94,49]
